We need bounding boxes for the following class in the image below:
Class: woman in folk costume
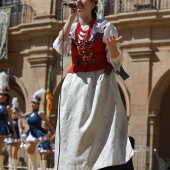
[37,120,53,170]
[53,0,134,169]
[18,88,55,170]
[5,97,23,170]
[0,72,17,170]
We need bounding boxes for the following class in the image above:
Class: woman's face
[12,111,18,119]
[0,93,7,103]
[75,0,95,12]
[31,101,39,110]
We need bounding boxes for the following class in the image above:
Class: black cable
[56,2,65,170]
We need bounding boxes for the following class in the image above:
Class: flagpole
[49,65,52,73]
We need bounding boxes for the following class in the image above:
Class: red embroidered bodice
[68,33,113,74]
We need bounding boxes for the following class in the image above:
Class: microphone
[63,2,76,8]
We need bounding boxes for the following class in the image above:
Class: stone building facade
[0,0,170,169]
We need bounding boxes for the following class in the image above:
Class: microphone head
[68,3,76,8]
[63,2,76,9]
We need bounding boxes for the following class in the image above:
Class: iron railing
[4,145,170,169]
[133,146,150,170]
[104,0,170,16]
[10,3,35,27]
[58,0,170,20]
[3,144,151,169]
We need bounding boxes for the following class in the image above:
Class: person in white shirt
[53,0,134,169]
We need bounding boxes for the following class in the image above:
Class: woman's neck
[79,17,93,26]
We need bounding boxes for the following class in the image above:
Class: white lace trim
[21,133,49,143]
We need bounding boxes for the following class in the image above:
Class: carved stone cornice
[105,9,170,26]
[34,14,56,20]
[148,111,160,125]
[148,113,158,118]
[27,56,48,67]
[129,50,153,62]
[9,20,62,41]
[27,55,56,68]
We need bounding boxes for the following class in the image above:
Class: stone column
[114,0,118,14]
[148,113,159,170]
[97,0,104,19]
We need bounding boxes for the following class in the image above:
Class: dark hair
[4,94,10,105]
[91,6,98,20]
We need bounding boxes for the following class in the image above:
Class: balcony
[0,2,35,27]
[104,0,170,16]
[9,3,35,27]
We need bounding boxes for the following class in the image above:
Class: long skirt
[55,70,134,170]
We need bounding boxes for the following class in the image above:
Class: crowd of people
[52,0,134,169]
[0,71,55,170]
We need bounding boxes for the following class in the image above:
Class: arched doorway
[159,85,170,161]
[149,69,170,169]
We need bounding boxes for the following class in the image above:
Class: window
[0,0,22,26]
[1,0,34,27]
[0,0,20,7]
[0,0,21,13]
[104,0,114,16]
[0,0,20,6]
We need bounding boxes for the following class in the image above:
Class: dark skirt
[99,158,134,170]
[0,123,13,136]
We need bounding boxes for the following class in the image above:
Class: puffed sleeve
[53,38,71,57]
[52,23,77,57]
[103,22,123,72]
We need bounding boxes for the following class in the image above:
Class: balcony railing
[2,144,151,169]
[104,0,170,16]
[10,3,35,27]
[133,146,150,170]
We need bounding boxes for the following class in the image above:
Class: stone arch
[50,78,64,127]
[148,69,170,167]
[9,74,28,112]
[51,79,63,111]
[116,76,130,117]
[148,69,170,115]
[6,73,29,132]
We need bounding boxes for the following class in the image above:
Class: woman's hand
[104,36,122,59]
[104,36,122,49]
[69,0,84,15]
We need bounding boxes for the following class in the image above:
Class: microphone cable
[56,2,65,170]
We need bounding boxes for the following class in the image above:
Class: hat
[31,88,46,103]
[0,72,10,94]
[11,97,20,113]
